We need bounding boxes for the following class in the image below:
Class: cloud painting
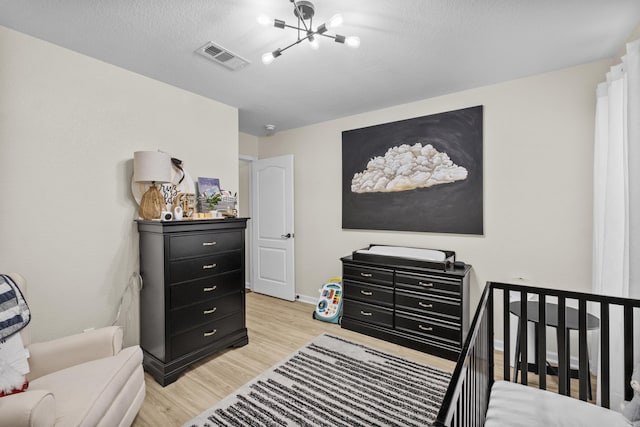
[351,143,468,193]
[342,105,483,235]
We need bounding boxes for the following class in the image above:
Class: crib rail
[434,281,640,427]
[434,283,493,426]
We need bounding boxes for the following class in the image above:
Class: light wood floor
[132,292,595,426]
[131,292,457,426]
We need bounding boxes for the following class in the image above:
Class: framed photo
[197,177,221,197]
[342,105,483,235]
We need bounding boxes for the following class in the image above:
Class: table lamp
[133,151,172,219]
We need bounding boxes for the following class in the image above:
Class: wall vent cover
[196,42,250,71]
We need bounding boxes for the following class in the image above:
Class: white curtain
[593,39,640,409]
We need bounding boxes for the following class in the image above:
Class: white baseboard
[296,293,317,305]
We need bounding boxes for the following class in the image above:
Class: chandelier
[258,0,360,65]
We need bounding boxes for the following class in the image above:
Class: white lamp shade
[133,151,172,183]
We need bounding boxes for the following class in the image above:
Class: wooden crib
[434,281,640,426]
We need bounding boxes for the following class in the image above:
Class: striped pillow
[0,275,31,340]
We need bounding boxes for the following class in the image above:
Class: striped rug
[183,333,451,427]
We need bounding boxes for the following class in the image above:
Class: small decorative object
[621,364,640,426]
[222,208,237,218]
[160,183,179,207]
[197,177,221,197]
[133,151,172,220]
[139,188,165,220]
[205,192,222,212]
[173,205,183,220]
[217,191,238,213]
[172,193,196,219]
[198,177,221,212]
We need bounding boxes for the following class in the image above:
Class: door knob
[281,233,293,239]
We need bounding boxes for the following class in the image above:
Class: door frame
[239,154,256,291]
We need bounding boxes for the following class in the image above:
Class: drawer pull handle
[202,242,217,246]
[203,307,217,315]
[203,329,217,337]
[360,310,373,316]
[203,264,217,270]
[360,273,373,278]
[360,290,373,296]
[418,281,434,287]
[203,285,217,292]
[418,325,433,331]
[419,302,433,308]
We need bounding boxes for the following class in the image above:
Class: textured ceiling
[0,0,639,136]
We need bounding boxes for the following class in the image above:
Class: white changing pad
[485,381,630,427]
[356,245,447,261]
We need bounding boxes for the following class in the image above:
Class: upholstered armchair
[0,274,145,427]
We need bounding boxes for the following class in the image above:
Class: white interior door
[251,155,295,301]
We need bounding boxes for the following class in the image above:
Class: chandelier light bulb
[262,52,276,65]
[257,14,272,26]
[327,13,343,29]
[309,36,320,50]
[345,36,360,48]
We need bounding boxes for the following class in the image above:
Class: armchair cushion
[29,346,143,427]
[0,389,56,427]
[27,327,123,381]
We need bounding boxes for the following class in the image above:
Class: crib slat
[465,373,469,427]
[503,290,510,381]
[468,350,472,427]
[488,289,494,389]
[520,292,528,385]
[579,299,588,401]
[537,293,547,390]
[557,296,568,395]
[624,305,634,401]
[601,302,610,409]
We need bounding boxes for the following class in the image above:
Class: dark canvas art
[342,105,483,234]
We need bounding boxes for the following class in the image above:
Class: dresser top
[136,217,248,233]
[341,254,471,277]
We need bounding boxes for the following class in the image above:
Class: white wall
[258,59,610,311]
[239,132,259,158]
[0,26,239,345]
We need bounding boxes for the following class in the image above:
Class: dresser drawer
[343,265,393,286]
[343,300,393,328]
[395,271,460,299]
[395,311,460,344]
[171,311,244,359]
[169,230,242,260]
[343,280,393,307]
[170,270,243,309]
[171,292,243,334]
[169,251,241,283]
[395,290,460,321]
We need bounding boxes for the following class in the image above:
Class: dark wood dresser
[137,218,248,386]
[340,247,471,361]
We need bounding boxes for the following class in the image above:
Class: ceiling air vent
[196,42,250,71]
